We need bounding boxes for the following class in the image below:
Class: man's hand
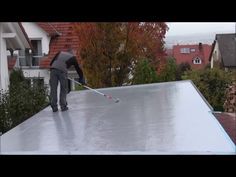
[79,77,86,85]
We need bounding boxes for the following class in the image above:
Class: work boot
[61,107,69,112]
[52,107,58,112]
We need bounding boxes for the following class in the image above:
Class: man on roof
[49,48,85,112]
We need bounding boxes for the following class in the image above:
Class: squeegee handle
[68,78,106,97]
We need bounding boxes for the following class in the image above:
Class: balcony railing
[18,55,43,68]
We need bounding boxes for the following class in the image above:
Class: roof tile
[38,22,81,68]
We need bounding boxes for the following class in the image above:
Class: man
[49,49,85,112]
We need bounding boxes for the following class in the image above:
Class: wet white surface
[1,80,235,154]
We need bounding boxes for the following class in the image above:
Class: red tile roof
[38,23,81,68]
[214,112,236,145]
[173,44,212,70]
[37,23,61,37]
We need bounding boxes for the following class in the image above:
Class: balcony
[18,55,43,68]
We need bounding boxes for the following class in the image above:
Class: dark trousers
[50,69,68,110]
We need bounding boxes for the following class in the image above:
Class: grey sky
[166,22,236,36]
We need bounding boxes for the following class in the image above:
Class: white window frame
[180,48,190,54]
[18,38,43,68]
[193,57,202,64]
[190,48,196,52]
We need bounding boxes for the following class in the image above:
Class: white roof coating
[1,80,235,154]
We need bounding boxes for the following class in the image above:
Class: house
[209,33,236,71]
[8,22,81,91]
[172,43,212,70]
[0,22,31,90]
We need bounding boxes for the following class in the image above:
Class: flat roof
[1,80,235,154]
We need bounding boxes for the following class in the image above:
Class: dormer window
[193,57,202,64]
[190,48,196,52]
[180,48,190,54]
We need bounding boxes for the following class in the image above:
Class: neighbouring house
[172,43,212,70]
[209,33,236,71]
[8,22,81,91]
[0,22,31,91]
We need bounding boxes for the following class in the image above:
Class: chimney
[199,42,202,51]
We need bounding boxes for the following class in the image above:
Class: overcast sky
[166,22,236,36]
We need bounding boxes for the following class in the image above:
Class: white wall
[21,23,51,55]
[210,41,220,68]
[0,25,9,90]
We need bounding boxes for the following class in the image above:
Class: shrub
[0,69,49,134]
[132,58,158,84]
[176,62,191,81]
[159,58,177,82]
[182,68,233,111]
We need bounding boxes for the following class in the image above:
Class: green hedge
[132,58,158,84]
[0,69,49,134]
[182,68,234,111]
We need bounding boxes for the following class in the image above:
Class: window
[19,49,31,66]
[31,40,43,66]
[193,57,201,64]
[190,48,196,52]
[18,39,43,68]
[180,48,190,54]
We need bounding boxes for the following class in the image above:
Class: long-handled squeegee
[68,78,120,103]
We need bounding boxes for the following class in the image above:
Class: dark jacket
[50,51,84,79]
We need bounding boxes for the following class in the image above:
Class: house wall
[1,23,32,90]
[210,41,221,68]
[21,23,50,55]
[0,25,9,90]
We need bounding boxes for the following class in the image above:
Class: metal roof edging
[189,80,235,151]
[189,80,213,111]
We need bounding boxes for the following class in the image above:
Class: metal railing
[18,55,43,68]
